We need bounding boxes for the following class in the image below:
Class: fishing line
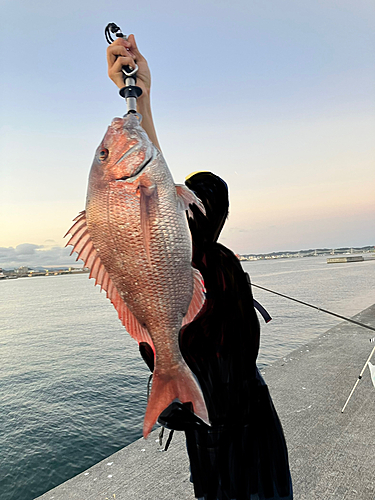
[252,283,375,335]
[147,374,153,401]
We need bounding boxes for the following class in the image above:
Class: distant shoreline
[237,245,374,261]
[0,268,89,280]
[1,246,373,277]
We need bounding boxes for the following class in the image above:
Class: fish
[65,114,209,437]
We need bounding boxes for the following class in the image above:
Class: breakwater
[36,304,375,499]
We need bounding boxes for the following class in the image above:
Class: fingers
[108,57,136,88]
[107,42,133,66]
[107,41,137,87]
[127,34,144,61]
[112,55,136,72]
[106,35,149,90]
[106,35,144,66]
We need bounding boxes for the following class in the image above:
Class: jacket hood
[185,171,229,246]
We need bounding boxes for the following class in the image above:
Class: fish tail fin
[143,362,209,438]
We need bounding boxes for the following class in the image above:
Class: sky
[0,0,374,268]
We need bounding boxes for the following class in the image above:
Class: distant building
[17,266,29,275]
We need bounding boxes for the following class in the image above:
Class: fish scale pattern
[67,117,205,362]
[66,115,208,435]
[102,153,195,360]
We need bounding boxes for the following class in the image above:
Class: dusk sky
[1,0,374,268]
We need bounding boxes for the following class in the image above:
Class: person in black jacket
[141,171,292,500]
[172,171,292,500]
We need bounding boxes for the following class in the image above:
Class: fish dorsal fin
[65,211,154,351]
[182,268,206,326]
[175,185,206,218]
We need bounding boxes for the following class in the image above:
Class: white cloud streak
[0,244,83,269]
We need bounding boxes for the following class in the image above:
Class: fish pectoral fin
[65,211,154,350]
[140,184,157,262]
[175,185,206,218]
[110,286,155,349]
[143,362,210,438]
[182,268,206,326]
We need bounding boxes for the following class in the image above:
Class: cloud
[14,243,43,255]
[43,239,58,247]
[0,244,83,269]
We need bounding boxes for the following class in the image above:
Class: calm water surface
[244,256,375,365]
[1,256,374,499]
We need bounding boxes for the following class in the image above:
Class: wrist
[137,92,152,114]
[137,87,150,104]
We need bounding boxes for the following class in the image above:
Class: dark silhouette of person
[141,171,293,500]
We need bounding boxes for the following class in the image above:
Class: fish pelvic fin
[182,268,206,326]
[175,184,206,218]
[65,211,154,350]
[143,361,209,438]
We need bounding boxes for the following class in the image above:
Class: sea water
[0,256,374,499]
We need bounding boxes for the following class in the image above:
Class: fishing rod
[252,283,375,412]
[105,23,142,119]
[252,283,375,335]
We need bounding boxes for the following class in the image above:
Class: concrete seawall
[36,304,375,500]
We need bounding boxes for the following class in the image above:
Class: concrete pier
[36,304,375,500]
[327,256,364,263]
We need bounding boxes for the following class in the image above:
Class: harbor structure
[327,256,364,264]
[36,304,375,500]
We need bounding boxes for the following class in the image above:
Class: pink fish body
[66,115,208,437]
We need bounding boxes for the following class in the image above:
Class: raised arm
[106,35,161,151]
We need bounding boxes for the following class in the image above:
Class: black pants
[185,379,293,500]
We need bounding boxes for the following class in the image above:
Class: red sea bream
[65,114,209,437]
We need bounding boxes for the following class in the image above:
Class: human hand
[107,34,160,150]
[106,34,151,99]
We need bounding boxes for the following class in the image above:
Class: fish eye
[98,148,109,162]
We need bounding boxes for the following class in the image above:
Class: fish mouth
[116,151,155,181]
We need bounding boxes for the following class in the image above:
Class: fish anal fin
[143,361,209,438]
[175,185,206,217]
[65,212,154,350]
[182,268,206,326]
